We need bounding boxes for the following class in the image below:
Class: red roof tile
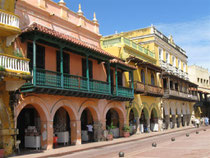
[21,23,115,59]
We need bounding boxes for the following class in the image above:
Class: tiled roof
[21,23,115,59]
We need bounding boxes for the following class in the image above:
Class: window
[197,78,200,83]
[27,42,45,69]
[82,58,93,79]
[178,59,181,69]
[172,56,175,66]
[183,63,186,72]
[159,48,163,60]
[141,69,145,84]
[117,71,123,86]
[56,51,70,74]
[201,79,203,83]
[207,80,209,85]
[166,52,170,63]
[151,73,155,86]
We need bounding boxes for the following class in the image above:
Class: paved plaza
[11,126,210,158]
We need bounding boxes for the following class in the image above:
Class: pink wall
[16,0,101,48]
[21,41,107,82]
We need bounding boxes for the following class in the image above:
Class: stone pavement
[11,125,206,158]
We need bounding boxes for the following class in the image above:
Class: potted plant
[106,131,113,141]
[123,125,130,137]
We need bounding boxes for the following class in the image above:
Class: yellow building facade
[101,25,198,133]
[101,35,163,133]
[0,0,30,156]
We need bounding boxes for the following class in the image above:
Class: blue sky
[55,0,210,69]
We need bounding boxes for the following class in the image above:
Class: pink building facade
[14,0,135,151]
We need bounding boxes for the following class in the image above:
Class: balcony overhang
[162,72,198,87]
[127,56,162,72]
[21,85,133,101]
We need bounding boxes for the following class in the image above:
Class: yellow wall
[0,0,15,12]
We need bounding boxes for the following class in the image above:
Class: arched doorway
[150,108,158,132]
[80,108,94,143]
[53,107,71,148]
[17,105,41,150]
[162,107,166,129]
[106,109,120,138]
[140,108,149,133]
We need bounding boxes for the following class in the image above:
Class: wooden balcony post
[107,62,111,94]
[60,47,64,88]
[145,66,148,85]
[115,65,118,96]
[167,77,170,90]
[129,71,134,94]
[86,55,90,91]
[33,39,37,86]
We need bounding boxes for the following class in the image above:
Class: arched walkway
[103,102,126,137]
[80,108,95,143]
[53,107,71,148]
[106,108,120,138]
[17,104,47,150]
[15,96,51,150]
[128,107,139,135]
[139,107,149,133]
[150,108,159,132]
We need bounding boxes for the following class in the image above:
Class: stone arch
[149,103,160,118]
[50,99,78,121]
[181,103,187,115]
[103,101,126,137]
[15,96,49,123]
[103,101,126,121]
[78,100,100,121]
[169,101,176,115]
[186,103,190,114]
[127,106,139,118]
[139,102,150,119]
[163,102,169,115]
[176,102,181,115]
[16,96,50,150]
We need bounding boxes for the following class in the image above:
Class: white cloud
[156,16,210,70]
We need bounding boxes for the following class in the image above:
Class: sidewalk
[11,125,207,158]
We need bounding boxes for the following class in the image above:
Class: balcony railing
[134,81,145,93]
[114,85,134,98]
[102,37,156,59]
[164,89,198,101]
[0,53,30,73]
[145,84,164,96]
[22,68,134,100]
[0,9,19,28]
[134,81,163,96]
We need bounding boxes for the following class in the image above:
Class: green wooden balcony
[21,68,134,101]
[113,85,134,99]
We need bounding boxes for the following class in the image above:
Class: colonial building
[101,35,163,134]
[188,65,210,118]
[13,0,135,152]
[101,25,198,132]
[0,0,30,156]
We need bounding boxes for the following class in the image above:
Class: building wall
[14,94,127,149]
[16,0,100,48]
[188,65,210,92]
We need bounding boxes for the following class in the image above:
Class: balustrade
[0,54,30,73]
[0,9,19,28]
